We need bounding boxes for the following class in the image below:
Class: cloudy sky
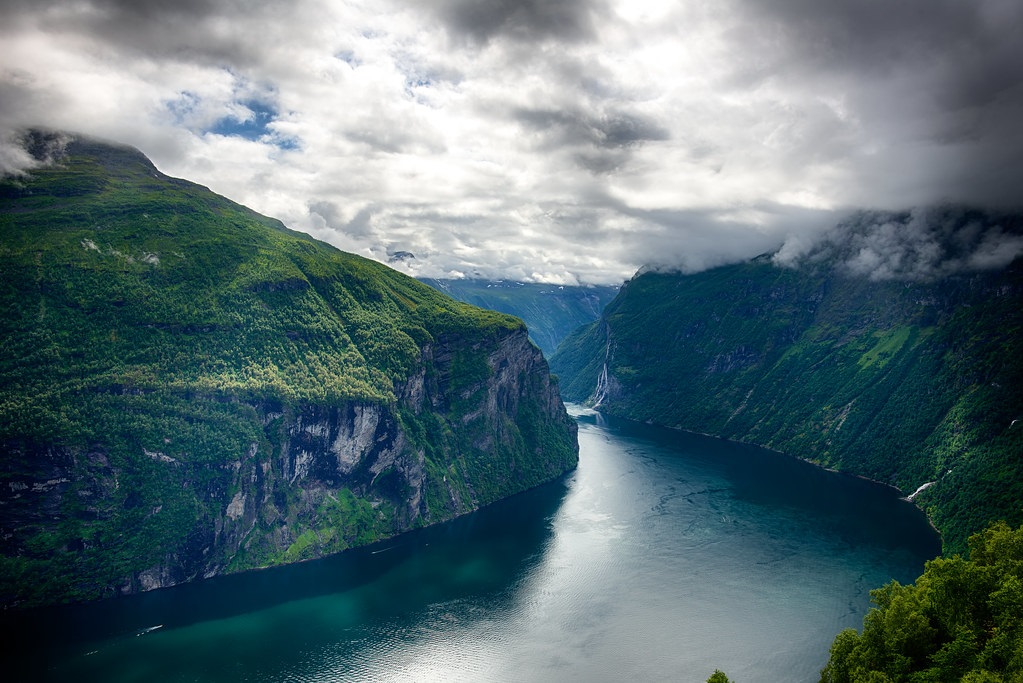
[2,0,1022,284]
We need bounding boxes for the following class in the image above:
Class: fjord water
[10,407,939,682]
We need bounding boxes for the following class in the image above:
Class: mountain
[0,131,578,608]
[418,278,619,357]
[551,208,1023,553]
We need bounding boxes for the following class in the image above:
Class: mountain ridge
[418,277,620,357]
[551,210,1023,552]
[0,131,578,607]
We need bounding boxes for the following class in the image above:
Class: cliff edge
[0,131,577,607]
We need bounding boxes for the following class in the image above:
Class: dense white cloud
[2,0,1021,284]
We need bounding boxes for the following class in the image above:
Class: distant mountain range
[419,278,619,357]
[552,207,1023,553]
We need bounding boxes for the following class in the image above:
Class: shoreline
[572,403,946,551]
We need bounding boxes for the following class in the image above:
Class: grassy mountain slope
[0,131,577,607]
[419,278,619,357]
[551,227,1023,553]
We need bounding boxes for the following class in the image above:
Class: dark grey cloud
[571,150,628,175]
[514,107,668,148]
[725,0,1023,208]
[512,106,669,174]
[416,0,607,46]
[728,0,1005,83]
[308,200,381,239]
[596,113,670,148]
[0,0,221,12]
[342,206,377,239]
[0,69,52,123]
[774,205,1023,280]
[0,0,263,66]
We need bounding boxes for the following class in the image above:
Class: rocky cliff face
[95,327,574,597]
[2,313,576,608]
[0,132,577,608]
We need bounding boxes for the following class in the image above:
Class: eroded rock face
[0,131,578,608]
[284,404,403,483]
[0,327,577,604]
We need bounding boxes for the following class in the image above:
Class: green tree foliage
[707,670,733,682]
[820,521,1023,683]
[550,251,1023,552]
[0,132,577,607]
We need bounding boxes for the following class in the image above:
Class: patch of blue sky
[209,100,299,150]
[403,69,434,103]
[165,91,299,150]
[166,90,201,122]
[335,50,360,67]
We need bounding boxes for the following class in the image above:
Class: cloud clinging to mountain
[774,206,1023,281]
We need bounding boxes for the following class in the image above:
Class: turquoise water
[7,408,939,682]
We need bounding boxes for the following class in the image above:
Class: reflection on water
[6,406,939,683]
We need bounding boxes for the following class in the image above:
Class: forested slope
[551,209,1023,552]
[0,131,578,607]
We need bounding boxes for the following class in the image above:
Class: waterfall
[905,481,936,502]
[592,329,615,408]
[593,358,610,408]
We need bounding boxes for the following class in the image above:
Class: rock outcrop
[87,325,576,597]
[0,131,577,607]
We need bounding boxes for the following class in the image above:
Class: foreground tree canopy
[820,521,1023,682]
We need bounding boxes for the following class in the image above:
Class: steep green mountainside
[0,131,578,607]
[551,210,1023,553]
[419,278,619,357]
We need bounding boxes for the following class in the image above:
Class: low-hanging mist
[773,205,1023,281]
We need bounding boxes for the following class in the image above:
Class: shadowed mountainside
[552,209,1023,553]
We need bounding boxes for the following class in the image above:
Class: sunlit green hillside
[0,132,577,606]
